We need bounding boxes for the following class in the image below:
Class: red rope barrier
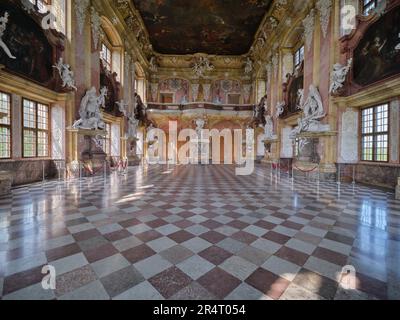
[293,165,319,173]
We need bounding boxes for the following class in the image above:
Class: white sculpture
[262,115,276,140]
[72,87,106,130]
[0,12,16,59]
[296,89,304,110]
[149,56,158,72]
[21,0,35,14]
[330,58,353,94]
[244,57,253,74]
[53,58,77,91]
[117,100,139,140]
[276,101,285,117]
[290,85,330,138]
[98,87,108,109]
[395,33,400,51]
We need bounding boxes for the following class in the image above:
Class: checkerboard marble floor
[0,164,399,300]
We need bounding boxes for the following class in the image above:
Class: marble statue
[263,114,276,140]
[72,87,106,130]
[117,100,139,140]
[244,57,253,74]
[276,101,285,117]
[149,56,158,72]
[395,33,400,51]
[53,58,77,91]
[98,87,108,109]
[0,12,16,59]
[290,85,330,138]
[330,58,353,94]
[195,118,206,136]
[296,89,304,110]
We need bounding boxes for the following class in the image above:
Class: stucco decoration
[303,9,315,52]
[74,0,90,35]
[330,58,352,95]
[316,0,332,38]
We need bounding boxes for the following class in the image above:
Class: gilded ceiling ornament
[303,9,315,52]
[74,0,90,35]
[192,56,214,78]
[316,0,332,38]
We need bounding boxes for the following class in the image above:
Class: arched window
[100,18,123,82]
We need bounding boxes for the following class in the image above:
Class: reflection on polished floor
[0,165,399,300]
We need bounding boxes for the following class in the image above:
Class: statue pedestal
[396,178,400,200]
[67,127,108,177]
[262,138,279,162]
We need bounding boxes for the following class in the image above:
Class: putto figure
[330,58,353,94]
[72,87,106,130]
[53,58,77,91]
[0,12,16,59]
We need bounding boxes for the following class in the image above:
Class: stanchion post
[104,159,107,178]
[352,165,356,185]
[42,161,45,182]
[318,164,320,184]
[337,163,341,185]
[79,161,82,180]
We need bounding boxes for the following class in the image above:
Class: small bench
[0,171,13,196]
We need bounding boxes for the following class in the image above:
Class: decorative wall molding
[90,7,101,50]
[316,0,332,38]
[303,9,315,52]
[191,83,200,102]
[74,0,90,35]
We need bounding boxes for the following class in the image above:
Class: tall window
[361,104,389,162]
[0,92,11,159]
[101,43,112,71]
[362,0,378,15]
[294,45,304,68]
[23,99,50,158]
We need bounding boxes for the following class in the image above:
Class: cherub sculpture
[53,58,77,91]
[0,12,16,59]
[330,58,353,94]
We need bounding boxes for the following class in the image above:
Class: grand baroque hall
[0,0,400,303]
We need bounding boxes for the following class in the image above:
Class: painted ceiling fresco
[132,0,273,55]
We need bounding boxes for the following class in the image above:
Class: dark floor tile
[168,230,195,243]
[149,267,192,299]
[103,229,132,242]
[198,268,241,299]
[312,247,348,266]
[198,246,233,265]
[200,231,226,244]
[292,268,338,300]
[245,268,290,299]
[84,243,119,263]
[275,246,309,266]
[121,244,156,264]
[3,266,43,295]
[46,243,81,262]
[263,231,290,245]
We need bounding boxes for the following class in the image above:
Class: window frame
[101,42,113,72]
[22,98,51,159]
[294,45,305,69]
[360,103,390,163]
[0,91,12,159]
[361,0,378,15]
